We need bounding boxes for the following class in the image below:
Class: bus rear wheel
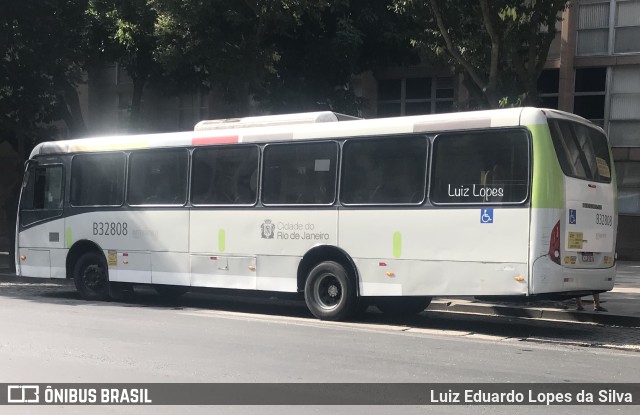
[73,251,110,301]
[375,296,432,316]
[304,261,356,321]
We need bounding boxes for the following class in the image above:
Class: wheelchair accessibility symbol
[569,209,576,224]
[480,209,494,224]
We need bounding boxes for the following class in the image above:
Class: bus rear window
[548,119,611,183]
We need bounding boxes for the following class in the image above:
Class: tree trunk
[61,81,87,138]
[129,74,148,133]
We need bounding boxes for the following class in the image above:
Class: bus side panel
[17,218,66,278]
[65,210,189,285]
[352,258,528,296]
[50,248,67,278]
[339,208,530,296]
[189,209,338,292]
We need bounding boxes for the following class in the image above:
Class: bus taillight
[549,221,561,265]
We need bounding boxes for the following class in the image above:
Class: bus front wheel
[376,296,432,316]
[73,251,110,301]
[304,261,356,321]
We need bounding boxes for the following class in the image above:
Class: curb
[427,300,640,328]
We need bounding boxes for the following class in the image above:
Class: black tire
[73,251,110,301]
[304,261,357,321]
[375,296,432,316]
[154,285,189,300]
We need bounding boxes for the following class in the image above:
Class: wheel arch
[66,239,105,279]
[297,245,359,294]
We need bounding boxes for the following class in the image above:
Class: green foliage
[393,0,567,108]
[255,0,415,115]
[153,0,413,116]
[1,0,89,157]
[1,0,414,148]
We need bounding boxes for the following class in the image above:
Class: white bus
[16,108,617,320]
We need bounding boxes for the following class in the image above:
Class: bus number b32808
[93,222,128,236]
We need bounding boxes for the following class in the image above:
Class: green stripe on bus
[218,229,226,252]
[527,123,564,209]
[393,232,402,258]
[66,227,73,247]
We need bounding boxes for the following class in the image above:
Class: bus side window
[341,136,428,205]
[19,164,64,227]
[128,149,188,205]
[431,130,529,205]
[70,153,124,207]
[191,145,259,205]
[22,166,63,211]
[262,142,337,205]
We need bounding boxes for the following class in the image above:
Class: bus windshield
[548,119,612,183]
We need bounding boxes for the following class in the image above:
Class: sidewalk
[1,259,639,327]
[428,261,640,327]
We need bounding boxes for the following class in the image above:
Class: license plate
[581,252,594,263]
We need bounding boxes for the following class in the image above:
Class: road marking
[179,309,410,332]
[177,309,521,343]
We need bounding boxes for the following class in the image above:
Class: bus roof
[194,111,361,131]
[29,107,591,158]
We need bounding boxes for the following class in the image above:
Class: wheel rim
[312,273,343,310]
[82,264,106,291]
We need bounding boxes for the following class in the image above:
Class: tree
[257,0,418,115]
[153,0,281,116]
[153,0,417,117]
[1,0,89,159]
[393,0,568,108]
[1,0,92,271]
[86,0,160,132]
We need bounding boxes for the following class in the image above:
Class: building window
[577,0,640,56]
[577,0,611,56]
[574,67,607,127]
[538,69,560,109]
[616,161,640,214]
[377,77,454,117]
[615,0,640,53]
[609,65,640,146]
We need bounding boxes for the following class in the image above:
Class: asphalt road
[1,278,639,415]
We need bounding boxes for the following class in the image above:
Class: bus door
[17,160,65,277]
